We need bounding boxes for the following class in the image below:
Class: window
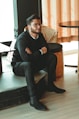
[0,0,14,42]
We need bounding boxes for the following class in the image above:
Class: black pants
[12,53,57,97]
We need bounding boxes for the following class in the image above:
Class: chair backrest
[41,26,58,43]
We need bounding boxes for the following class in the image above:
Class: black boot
[30,96,47,111]
[47,83,66,93]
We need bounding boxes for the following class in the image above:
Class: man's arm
[25,46,48,61]
[17,39,43,62]
[25,47,32,54]
[25,47,47,55]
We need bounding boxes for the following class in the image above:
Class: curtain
[41,0,79,42]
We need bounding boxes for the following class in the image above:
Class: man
[11,14,66,111]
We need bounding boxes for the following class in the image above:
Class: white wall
[0,0,14,42]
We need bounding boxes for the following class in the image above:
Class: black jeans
[12,53,57,97]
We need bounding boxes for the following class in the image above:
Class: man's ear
[24,25,29,31]
[27,25,31,29]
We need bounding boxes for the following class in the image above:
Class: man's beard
[31,28,41,34]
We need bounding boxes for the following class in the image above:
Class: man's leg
[13,62,47,111]
[46,53,66,93]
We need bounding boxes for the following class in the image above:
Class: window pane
[0,0,14,42]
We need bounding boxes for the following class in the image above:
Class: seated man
[11,14,66,111]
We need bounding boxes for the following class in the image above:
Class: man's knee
[23,62,32,69]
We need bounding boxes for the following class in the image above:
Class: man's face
[29,19,41,34]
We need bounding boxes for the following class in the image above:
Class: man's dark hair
[26,14,40,25]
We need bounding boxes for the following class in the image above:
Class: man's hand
[41,47,47,54]
[25,47,32,54]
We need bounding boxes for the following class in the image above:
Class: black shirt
[11,31,48,65]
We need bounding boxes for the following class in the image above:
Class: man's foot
[48,84,66,93]
[30,96,47,111]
